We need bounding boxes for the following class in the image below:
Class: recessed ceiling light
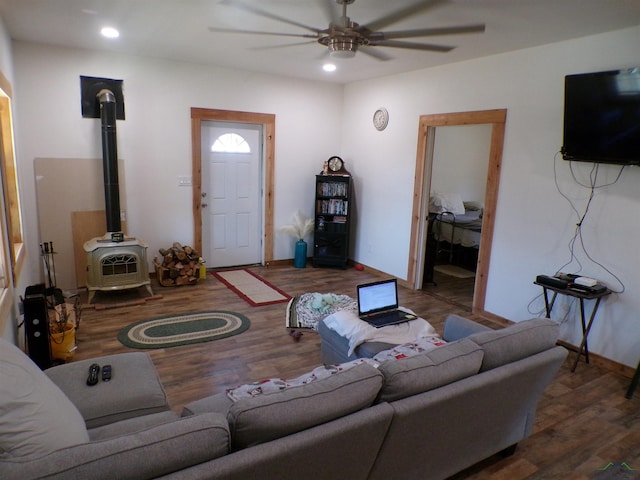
[323,63,337,72]
[101,27,120,39]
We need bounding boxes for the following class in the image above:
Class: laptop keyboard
[363,310,413,328]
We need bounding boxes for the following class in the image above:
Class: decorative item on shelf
[279,210,314,268]
[320,156,350,175]
[373,107,389,131]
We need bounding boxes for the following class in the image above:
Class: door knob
[201,192,207,198]
[201,203,208,208]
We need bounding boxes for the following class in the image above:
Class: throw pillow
[0,338,89,459]
[468,317,560,371]
[226,361,383,449]
[376,338,484,403]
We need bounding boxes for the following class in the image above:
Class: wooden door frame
[407,109,507,313]
[191,108,275,264]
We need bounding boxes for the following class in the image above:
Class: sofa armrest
[0,413,230,480]
[442,314,493,342]
[45,352,170,428]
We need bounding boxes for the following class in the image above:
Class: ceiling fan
[209,0,485,61]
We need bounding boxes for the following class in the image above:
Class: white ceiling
[0,0,638,84]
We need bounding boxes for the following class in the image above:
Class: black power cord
[552,151,626,294]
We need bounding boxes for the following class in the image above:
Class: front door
[201,122,262,268]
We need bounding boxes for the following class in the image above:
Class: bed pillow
[430,192,465,215]
[0,338,89,459]
[463,200,483,211]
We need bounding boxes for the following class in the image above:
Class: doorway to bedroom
[408,109,506,314]
[424,124,492,310]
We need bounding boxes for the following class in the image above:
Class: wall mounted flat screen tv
[562,67,640,165]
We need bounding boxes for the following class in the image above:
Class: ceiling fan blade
[208,27,318,39]
[362,0,449,32]
[249,40,317,51]
[219,0,321,34]
[369,24,486,41]
[358,46,393,62]
[369,40,455,52]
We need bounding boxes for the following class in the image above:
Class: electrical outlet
[178,176,192,186]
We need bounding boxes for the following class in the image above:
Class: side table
[534,281,611,372]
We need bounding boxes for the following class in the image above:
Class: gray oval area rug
[117,311,251,349]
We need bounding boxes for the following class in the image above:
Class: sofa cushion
[376,338,484,402]
[0,413,230,480]
[45,352,169,428]
[189,362,384,450]
[0,338,89,459]
[468,317,560,371]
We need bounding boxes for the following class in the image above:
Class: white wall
[12,42,344,289]
[431,124,492,202]
[9,27,640,368]
[342,26,640,368]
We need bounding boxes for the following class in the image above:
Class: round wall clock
[373,108,389,131]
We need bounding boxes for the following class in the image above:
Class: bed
[424,193,483,282]
[432,209,483,249]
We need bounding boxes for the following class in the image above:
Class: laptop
[357,279,416,328]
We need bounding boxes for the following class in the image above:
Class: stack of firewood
[153,242,202,286]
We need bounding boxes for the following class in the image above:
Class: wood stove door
[201,122,263,268]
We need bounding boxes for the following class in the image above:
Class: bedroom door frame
[408,109,507,313]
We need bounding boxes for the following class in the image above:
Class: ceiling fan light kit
[211,0,486,61]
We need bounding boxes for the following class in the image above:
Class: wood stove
[85,234,152,304]
[82,79,152,303]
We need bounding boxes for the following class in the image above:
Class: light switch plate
[178,176,192,186]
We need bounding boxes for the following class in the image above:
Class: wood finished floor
[73,264,640,479]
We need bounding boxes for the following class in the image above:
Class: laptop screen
[357,279,399,316]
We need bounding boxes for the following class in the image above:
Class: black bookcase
[313,174,352,268]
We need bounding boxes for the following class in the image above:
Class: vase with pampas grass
[280,210,314,268]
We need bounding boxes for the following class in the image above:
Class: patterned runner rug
[117,311,250,349]
[212,269,291,306]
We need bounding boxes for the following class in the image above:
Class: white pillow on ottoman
[0,338,89,459]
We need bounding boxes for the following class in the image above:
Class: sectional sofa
[0,315,566,480]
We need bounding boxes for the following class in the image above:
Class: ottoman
[318,319,395,364]
[44,352,170,428]
[318,308,439,365]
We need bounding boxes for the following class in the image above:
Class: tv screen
[562,68,640,165]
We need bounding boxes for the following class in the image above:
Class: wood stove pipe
[97,88,122,233]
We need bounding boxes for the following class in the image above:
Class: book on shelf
[317,181,348,197]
